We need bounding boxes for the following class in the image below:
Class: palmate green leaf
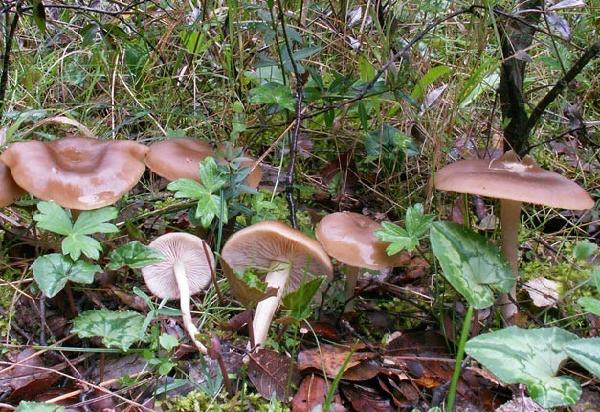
[198,157,227,192]
[72,207,118,235]
[249,82,296,112]
[465,327,581,408]
[168,178,204,199]
[16,401,65,412]
[282,277,325,321]
[195,192,227,228]
[578,297,600,316]
[107,241,165,270]
[430,221,514,309]
[72,309,146,351]
[32,253,99,298]
[33,201,73,236]
[375,204,433,254]
[564,338,600,379]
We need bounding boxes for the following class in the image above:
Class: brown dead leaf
[341,384,393,412]
[248,349,300,401]
[341,360,380,381]
[292,373,327,412]
[1,349,53,392]
[112,288,147,311]
[298,344,376,379]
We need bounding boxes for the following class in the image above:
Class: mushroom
[142,232,215,354]
[145,138,262,189]
[221,221,333,349]
[0,160,24,207]
[0,137,148,210]
[434,150,594,319]
[316,212,410,312]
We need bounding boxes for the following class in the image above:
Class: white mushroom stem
[499,199,522,321]
[344,266,360,313]
[174,260,208,354]
[253,264,291,349]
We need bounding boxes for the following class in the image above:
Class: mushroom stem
[344,266,360,313]
[499,199,522,321]
[252,264,291,349]
[174,260,208,354]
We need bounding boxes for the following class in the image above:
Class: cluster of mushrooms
[0,136,594,353]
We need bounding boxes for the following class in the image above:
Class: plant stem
[252,264,291,349]
[499,199,522,321]
[446,305,474,411]
[173,260,207,354]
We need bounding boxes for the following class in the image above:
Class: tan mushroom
[145,138,262,189]
[434,150,594,319]
[316,212,410,312]
[221,221,333,349]
[142,232,215,354]
[0,160,24,207]
[0,137,148,210]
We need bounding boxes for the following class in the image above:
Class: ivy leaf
[375,203,433,254]
[33,201,118,260]
[16,401,65,412]
[107,241,165,270]
[72,309,146,351]
[32,253,99,298]
[282,277,325,321]
[249,82,296,111]
[465,327,581,408]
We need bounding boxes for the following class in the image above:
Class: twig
[524,38,600,138]
[276,0,304,229]
[202,240,225,305]
[0,6,19,116]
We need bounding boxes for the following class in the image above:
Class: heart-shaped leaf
[430,221,514,309]
[72,309,146,351]
[32,253,99,298]
[465,327,581,408]
[564,337,600,379]
[107,241,164,270]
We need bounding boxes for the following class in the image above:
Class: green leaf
[591,266,600,293]
[159,333,180,351]
[28,0,46,33]
[235,269,268,293]
[578,297,600,316]
[430,221,514,309]
[107,241,165,270]
[198,157,227,192]
[411,65,450,101]
[376,204,433,254]
[16,401,65,412]
[34,202,119,260]
[282,277,325,321]
[32,254,99,298]
[465,327,581,408]
[168,178,205,199]
[72,309,146,351]
[564,338,600,379]
[573,240,597,262]
[33,201,73,236]
[249,82,296,111]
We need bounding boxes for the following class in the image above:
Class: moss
[160,387,289,412]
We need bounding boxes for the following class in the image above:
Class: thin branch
[525,37,600,137]
[276,0,304,229]
[0,7,19,116]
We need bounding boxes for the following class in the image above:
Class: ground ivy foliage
[465,327,581,408]
[72,309,146,351]
[32,253,99,298]
[429,221,514,309]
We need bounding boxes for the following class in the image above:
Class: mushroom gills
[252,262,291,349]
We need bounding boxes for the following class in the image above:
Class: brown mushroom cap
[434,151,594,210]
[316,212,408,270]
[221,221,333,305]
[0,160,24,207]
[145,138,214,181]
[142,232,214,300]
[0,137,148,210]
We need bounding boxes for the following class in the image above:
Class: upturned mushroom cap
[0,137,148,210]
[221,221,333,305]
[145,138,214,181]
[0,160,24,207]
[434,151,594,210]
[142,232,214,300]
[316,212,409,270]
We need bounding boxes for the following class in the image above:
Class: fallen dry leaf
[291,373,327,412]
[298,344,377,379]
[248,349,300,401]
[525,277,559,307]
[341,383,393,412]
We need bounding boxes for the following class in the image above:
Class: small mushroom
[434,151,594,319]
[142,232,215,354]
[316,212,410,312]
[0,160,24,207]
[145,138,262,189]
[0,137,148,210]
[221,221,332,349]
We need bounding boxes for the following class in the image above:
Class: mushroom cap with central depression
[316,212,409,270]
[142,232,215,300]
[0,137,148,210]
[434,151,594,210]
[221,221,333,305]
